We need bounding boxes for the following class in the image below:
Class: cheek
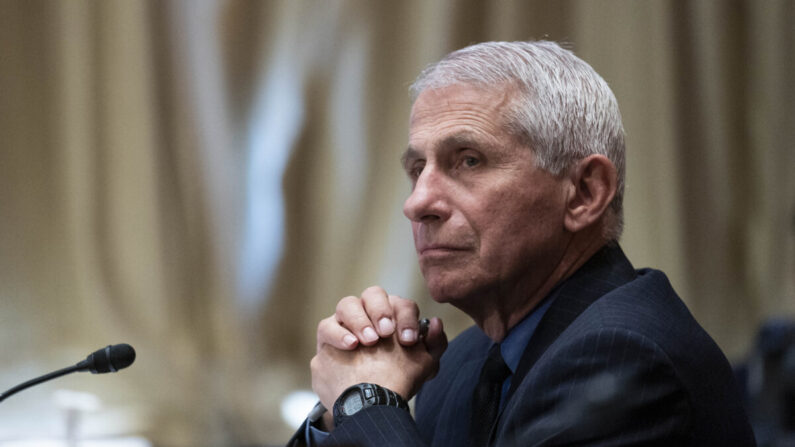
[487,192,541,230]
[480,193,563,254]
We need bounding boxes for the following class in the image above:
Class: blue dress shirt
[496,294,556,409]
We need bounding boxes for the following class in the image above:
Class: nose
[403,167,450,223]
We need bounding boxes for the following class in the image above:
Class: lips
[417,244,469,256]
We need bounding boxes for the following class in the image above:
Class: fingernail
[401,329,417,342]
[343,334,358,347]
[362,327,378,342]
[378,317,394,334]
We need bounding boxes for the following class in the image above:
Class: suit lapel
[505,243,637,405]
[433,356,484,446]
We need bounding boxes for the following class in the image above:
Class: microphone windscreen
[109,343,136,371]
[88,344,136,373]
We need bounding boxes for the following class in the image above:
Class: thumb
[425,317,448,362]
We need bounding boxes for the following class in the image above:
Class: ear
[563,155,617,233]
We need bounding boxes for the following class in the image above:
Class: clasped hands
[311,286,448,429]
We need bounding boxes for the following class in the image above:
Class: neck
[470,231,608,341]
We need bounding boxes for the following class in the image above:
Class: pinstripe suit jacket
[298,244,755,446]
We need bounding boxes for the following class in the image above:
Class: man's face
[402,84,569,310]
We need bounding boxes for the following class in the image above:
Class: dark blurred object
[736,318,795,446]
[0,343,136,403]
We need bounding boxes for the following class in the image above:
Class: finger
[361,286,396,337]
[317,315,359,351]
[336,296,379,345]
[389,295,421,345]
[310,352,342,413]
[424,317,448,362]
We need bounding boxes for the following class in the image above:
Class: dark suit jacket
[296,244,755,446]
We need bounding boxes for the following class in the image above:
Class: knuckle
[363,295,391,318]
[397,303,420,323]
[342,312,371,331]
[393,296,417,311]
[389,294,406,303]
[406,300,420,315]
[353,316,374,332]
[362,285,386,296]
[317,316,334,334]
[336,295,360,313]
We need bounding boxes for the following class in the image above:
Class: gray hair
[410,41,626,241]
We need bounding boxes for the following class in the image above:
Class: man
[289,41,755,446]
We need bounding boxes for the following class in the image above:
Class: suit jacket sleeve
[318,405,427,447]
[286,407,426,447]
[286,419,310,447]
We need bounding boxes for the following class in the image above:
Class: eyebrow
[400,147,421,171]
[439,133,485,150]
[401,132,492,169]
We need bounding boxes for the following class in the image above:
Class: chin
[423,272,479,305]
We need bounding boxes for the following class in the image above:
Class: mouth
[418,245,469,257]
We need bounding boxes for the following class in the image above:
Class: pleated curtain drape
[0,0,792,444]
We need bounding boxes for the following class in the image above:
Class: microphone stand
[0,364,82,403]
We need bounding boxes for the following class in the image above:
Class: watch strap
[332,383,409,427]
[307,400,327,424]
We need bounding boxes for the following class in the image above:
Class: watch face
[342,390,364,415]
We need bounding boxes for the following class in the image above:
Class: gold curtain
[0,0,792,445]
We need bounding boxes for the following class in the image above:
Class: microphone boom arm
[0,364,82,403]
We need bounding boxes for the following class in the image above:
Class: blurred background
[0,0,793,445]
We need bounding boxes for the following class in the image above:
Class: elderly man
[289,41,755,446]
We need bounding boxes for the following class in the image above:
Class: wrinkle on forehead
[409,83,517,126]
[407,84,526,164]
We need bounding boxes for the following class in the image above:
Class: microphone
[0,343,136,403]
[76,343,136,373]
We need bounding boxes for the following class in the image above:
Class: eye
[462,155,481,168]
[454,149,482,173]
[408,162,425,180]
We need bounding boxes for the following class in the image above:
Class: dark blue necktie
[470,343,511,446]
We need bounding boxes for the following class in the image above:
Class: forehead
[408,83,516,148]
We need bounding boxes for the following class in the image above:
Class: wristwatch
[332,383,409,427]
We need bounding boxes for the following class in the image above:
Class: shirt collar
[498,294,557,374]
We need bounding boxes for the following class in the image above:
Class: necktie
[470,343,511,446]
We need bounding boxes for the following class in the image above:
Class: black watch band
[332,383,409,427]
